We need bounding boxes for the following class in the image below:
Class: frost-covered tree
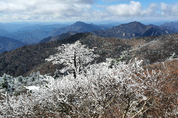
[0,74,15,92]
[0,72,47,95]
[45,41,99,78]
[0,42,177,117]
[168,52,178,60]
[1,59,176,117]
[118,50,132,62]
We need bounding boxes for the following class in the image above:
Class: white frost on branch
[0,41,176,117]
[45,41,99,77]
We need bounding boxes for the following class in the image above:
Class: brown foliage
[143,59,178,117]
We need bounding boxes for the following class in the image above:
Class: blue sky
[97,0,178,8]
[0,0,177,22]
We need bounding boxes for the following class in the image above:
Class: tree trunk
[73,51,77,78]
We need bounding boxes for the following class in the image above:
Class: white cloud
[0,0,177,22]
[142,3,159,16]
[102,0,131,2]
[105,1,178,21]
[0,0,94,13]
[0,0,96,21]
[161,2,178,16]
[106,1,142,16]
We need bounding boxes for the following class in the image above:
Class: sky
[0,0,178,23]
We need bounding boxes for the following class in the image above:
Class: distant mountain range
[0,21,178,53]
[0,21,107,44]
[92,21,178,39]
[0,29,9,36]
[0,36,26,53]
[160,22,178,30]
[0,21,107,53]
[8,30,49,44]
[39,21,178,43]
[0,24,68,44]
[6,24,69,44]
[18,24,68,32]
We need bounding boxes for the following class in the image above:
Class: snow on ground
[25,86,40,91]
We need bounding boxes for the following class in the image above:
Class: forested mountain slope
[39,31,77,43]
[0,33,86,76]
[1,32,178,77]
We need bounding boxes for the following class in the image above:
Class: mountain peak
[128,21,144,25]
[73,21,86,25]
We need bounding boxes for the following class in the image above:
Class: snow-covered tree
[0,74,15,92]
[0,59,176,117]
[168,52,178,60]
[45,41,99,78]
[0,72,48,96]
[118,50,132,62]
[0,42,177,117]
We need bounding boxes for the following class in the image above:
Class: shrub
[0,59,176,117]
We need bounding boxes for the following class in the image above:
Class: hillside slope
[0,33,129,77]
[128,33,178,65]
[0,36,26,53]
[0,33,87,76]
[39,31,77,43]
[1,32,178,77]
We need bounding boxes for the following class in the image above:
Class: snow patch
[25,86,40,91]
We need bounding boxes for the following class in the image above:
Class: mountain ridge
[92,21,178,39]
[1,32,178,77]
[49,21,108,36]
[39,31,77,43]
[0,21,177,45]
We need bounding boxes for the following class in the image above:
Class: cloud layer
[106,1,142,16]
[0,0,177,22]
